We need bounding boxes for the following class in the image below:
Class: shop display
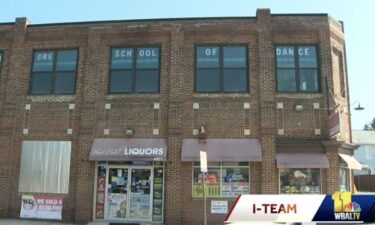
[193,165,249,197]
[153,167,164,221]
[280,168,321,194]
[95,164,106,219]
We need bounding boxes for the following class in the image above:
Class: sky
[1,0,374,130]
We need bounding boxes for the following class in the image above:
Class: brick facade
[0,9,357,225]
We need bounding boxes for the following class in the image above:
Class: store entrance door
[129,168,152,221]
[105,166,153,222]
[105,167,129,221]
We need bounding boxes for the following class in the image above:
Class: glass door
[129,168,153,221]
[105,167,129,220]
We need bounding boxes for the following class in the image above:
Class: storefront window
[192,162,249,197]
[279,168,321,194]
[340,167,349,192]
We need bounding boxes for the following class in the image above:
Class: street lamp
[335,101,365,111]
[353,103,364,111]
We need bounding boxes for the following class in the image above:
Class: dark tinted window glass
[298,46,317,68]
[276,45,319,92]
[30,49,77,95]
[223,69,247,92]
[196,46,220,68]
[56,50,77,71]
[299,69,318,92]
[54,72,76,94]
[109,47,160,93]
[111,48,133,69]
[136,47,159,69]
[135,70,159,92]
[276,46,295,68]
[196,69,220,92]
[223,46,246,68]
[277,69,296,92]
[32,51,54,72]
[30,73,52,94]
[109,71,133,93]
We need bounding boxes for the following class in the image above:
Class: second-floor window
[276,45,319,92]
[195,45,248,93]
[29,49,78,95]
[109,47,160,93]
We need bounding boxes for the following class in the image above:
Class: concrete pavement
[0,219,157,225]
[0,219,81,225]
[0,219,109,225]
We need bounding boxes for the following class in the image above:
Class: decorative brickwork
[0,9,356,225]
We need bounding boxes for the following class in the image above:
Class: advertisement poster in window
[96,176,105,219]
[222,171,249,197]
[20,195,63,220]
[129,194,150,219]
[193,171,220,197]
[108,193,127,218]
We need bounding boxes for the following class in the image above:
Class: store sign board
[211,200,228,214]
[328,112,340,137]
[90,138,167,161]
[20,195,63,220]
[200,151,207,172]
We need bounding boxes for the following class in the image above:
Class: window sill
[106,93,161,99]
[275,92,322,99]
[193,93,250,98]
[27,95,75,102]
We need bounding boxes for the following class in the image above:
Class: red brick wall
[0,9,352,224]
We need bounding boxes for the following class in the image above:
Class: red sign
[328,112,340,137]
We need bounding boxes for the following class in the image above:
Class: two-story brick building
[0,8,361,225]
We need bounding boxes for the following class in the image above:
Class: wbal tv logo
[332,191,361,220]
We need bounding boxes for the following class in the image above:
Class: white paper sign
[200,151,207,172]
[211,200,228,214]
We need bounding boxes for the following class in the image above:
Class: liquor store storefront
[89,138,166,223]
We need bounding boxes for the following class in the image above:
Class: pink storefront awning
[181,138,262,162]
[276,153,329,168]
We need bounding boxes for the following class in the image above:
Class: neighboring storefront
[89,138,166,223]
[276,152,328,194]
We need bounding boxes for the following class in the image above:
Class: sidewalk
[0,219,80,225]
[0,219,108,225]
[0,219,156,225]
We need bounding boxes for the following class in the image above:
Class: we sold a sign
[20,195,63,220]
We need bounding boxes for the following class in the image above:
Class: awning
[89,138,167,161]
[181,138,262,162]
[276,153,329,168]
[338,153,362,170]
